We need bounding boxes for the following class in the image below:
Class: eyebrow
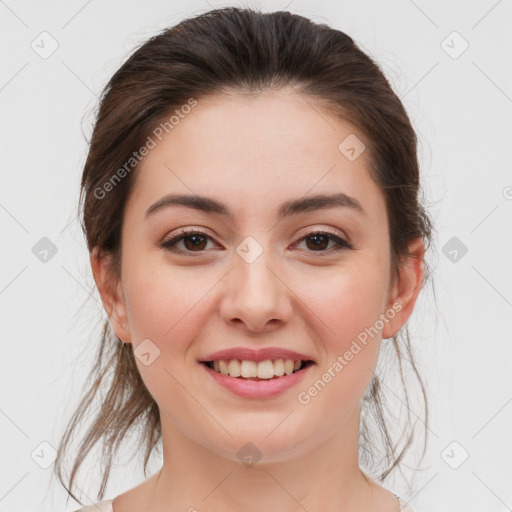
[144,192,366,219]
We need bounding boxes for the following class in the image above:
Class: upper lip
[199,347,315,363]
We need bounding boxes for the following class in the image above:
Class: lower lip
[201,362,314,399]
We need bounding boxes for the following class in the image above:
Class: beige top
[72,494,416,511]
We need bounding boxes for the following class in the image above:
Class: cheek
[294,274,385,426]
[122,257,217,344]
[292,255,389,410]
[121,264,217,421]
[299,259,389,346]
[121,258,225,392]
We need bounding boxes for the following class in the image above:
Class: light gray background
[1,1,511,511]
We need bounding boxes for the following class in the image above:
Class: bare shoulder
[396,495,417,511]
[71,499,114,512]
[107,471,160,512]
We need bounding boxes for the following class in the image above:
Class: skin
[91,87,425,512]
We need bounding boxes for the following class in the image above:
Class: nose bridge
[235,234,281,299]
[221,234,292,331]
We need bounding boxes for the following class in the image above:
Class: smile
[200,359,315,399]
[202,358,314,380]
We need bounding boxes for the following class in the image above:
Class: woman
[56,6,434,512]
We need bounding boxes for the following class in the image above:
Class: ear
[90,247,132,344]
[381,238,425,339]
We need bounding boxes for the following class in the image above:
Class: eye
[294,230,352,254]
[160,228,217,255]
[160,228,352,256]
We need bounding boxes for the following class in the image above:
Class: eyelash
[160,228,352,256]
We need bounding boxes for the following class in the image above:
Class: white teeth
[228,359,241,377]
[209,358,307,379]
[240,360,257,378]
[274,358,285,376]
[219,360,229,376]
[284,359,294,375]
[257,360,275,379]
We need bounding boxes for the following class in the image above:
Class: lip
[198,347,315,363]
[201,360,314,399]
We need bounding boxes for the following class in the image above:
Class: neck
[145,405,384,512]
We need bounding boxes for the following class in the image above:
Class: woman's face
[95,88,423,463]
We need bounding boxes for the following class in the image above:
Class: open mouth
[201,359,315,381]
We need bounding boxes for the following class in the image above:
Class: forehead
[126,89,386,224]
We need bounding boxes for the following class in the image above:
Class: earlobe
[381,238,425,339]
[90,248,132,344]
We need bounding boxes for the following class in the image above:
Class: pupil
[307,234,328,250]
[185,235,206,251]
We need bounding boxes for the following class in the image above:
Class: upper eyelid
[162,227,350,250]
[164,226,347,241]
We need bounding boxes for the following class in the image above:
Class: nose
[219,246,293,333]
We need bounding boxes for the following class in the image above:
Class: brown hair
[54,6,436,504]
